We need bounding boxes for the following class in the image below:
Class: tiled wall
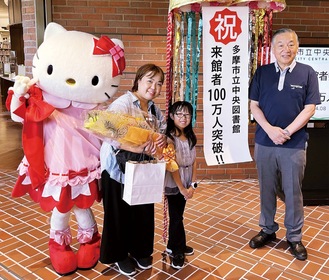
[20,0,329,180]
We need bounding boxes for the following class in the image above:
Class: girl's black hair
[166,101,197,149]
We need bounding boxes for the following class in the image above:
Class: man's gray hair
[271,28,299,44]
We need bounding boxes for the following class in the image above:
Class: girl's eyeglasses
[175,112,191,119]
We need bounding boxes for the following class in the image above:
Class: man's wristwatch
[191,182,198,189]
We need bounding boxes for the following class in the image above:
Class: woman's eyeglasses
[175,112,191,119]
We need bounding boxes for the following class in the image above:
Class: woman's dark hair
[166,101,197,149]
[131,64,165,92]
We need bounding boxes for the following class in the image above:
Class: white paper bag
[123,160,166,205]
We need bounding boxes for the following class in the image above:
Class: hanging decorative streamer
[187,12,198,105]
[257,9,265,67]
[262,10,268,65]
[251,10,259,76]
[190,11,196,105]
[173,12,182,103]
[162,195,168,243]
[248,9,254,78]
[169,9,202,125]
[190,13,202,126]
[165,11,174,115]
[249,8,274,76]
[267,10,273,63]
[184,12,192,103]
[179,13,185,101]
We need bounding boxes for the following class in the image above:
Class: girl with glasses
[164,101,197,269]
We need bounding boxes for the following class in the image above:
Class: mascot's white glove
[12,76,37,99]
[9,76,38,122]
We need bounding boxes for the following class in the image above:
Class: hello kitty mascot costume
[6,22,125,275]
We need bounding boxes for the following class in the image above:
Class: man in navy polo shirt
[248,28,321,260]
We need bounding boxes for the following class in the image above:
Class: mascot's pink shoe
[76,224,101,269]
[49,228,77,275]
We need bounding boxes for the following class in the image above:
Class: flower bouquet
[84,109,178,172]
[84,109,157,146]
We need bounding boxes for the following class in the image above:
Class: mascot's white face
[32,23,125,105]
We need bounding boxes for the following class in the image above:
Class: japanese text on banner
[202,6,252,165]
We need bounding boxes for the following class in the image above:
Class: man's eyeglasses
[175,112,191,119]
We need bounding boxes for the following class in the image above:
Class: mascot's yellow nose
[66,78,76,86]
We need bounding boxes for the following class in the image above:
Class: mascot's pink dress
[11,92,102,213]
[6,22,125,276]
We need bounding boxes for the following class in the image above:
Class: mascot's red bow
[93,36,126,77]
[6,86,55,189]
